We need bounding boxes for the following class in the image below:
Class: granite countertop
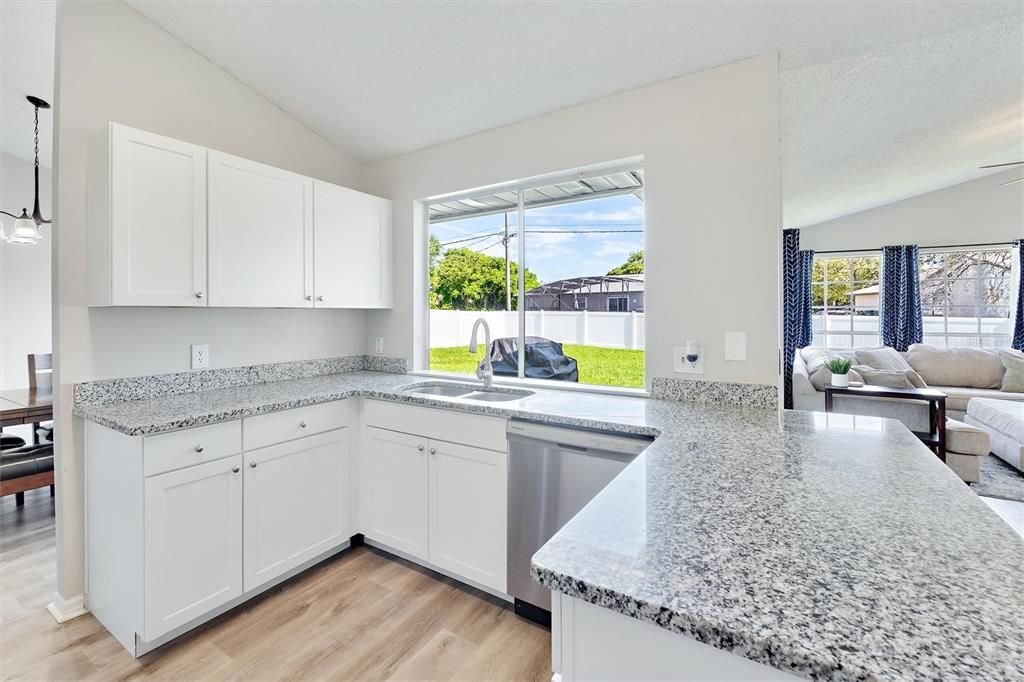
[74,371,1024,680]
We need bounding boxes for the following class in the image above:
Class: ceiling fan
[979,161,1024,187]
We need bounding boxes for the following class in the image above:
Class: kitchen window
[426,164,646,389]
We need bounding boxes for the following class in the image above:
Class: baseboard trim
[47,592,88,623]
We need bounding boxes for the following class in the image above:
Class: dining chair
[27,354,55,496]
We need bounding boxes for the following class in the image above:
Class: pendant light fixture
[1,96,52,246]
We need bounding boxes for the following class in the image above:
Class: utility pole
[504,211,512,311]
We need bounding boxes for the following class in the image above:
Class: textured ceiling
[1,1,55,169]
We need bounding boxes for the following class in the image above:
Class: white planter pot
[831,373,849,388]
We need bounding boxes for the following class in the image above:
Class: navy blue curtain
[1013,240,1023,351]
[782,229,813,409]
[880,245,923,351]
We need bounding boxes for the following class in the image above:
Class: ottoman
[944,418,990,483]
[965,398,1024,473]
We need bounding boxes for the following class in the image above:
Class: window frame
[419,158,647,392]
[606,296,629,312]
[810,253,881,349]
[917,246,1014,348]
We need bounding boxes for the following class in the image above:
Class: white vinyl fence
[430,309,645,350]
[812,314,1013,348]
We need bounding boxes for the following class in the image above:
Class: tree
[431,247,540,310]
[607,250,644,275]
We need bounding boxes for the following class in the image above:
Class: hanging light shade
[6,209,41,245]
[1,95,52,245]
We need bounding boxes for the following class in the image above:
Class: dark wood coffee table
[824,384,947,460]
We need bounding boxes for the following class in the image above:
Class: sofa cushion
[936,386,1024,413]
[999,349,1024,393]
[967,398,1024,447]
[852,365,925,389]
[855,347,914,372]
[905,344,1004,389]
[945,418,990,456]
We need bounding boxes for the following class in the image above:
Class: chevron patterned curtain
[1013,240,1023,351]
[782,229,813,409]
[880,245,923,351]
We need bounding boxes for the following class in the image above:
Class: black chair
[0,442,54,506]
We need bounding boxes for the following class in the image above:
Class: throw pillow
[905,344,1004,389]
[1000,350,1024,393]
[855,347,913,372]
[853,365,927,389]
[802,348,859,391]
[808,365,864,391]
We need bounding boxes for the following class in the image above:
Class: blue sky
[430,193,644,283]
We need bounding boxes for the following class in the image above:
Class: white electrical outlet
[191,344,210,370]
[673,344,704,374]
[375,337,384,355]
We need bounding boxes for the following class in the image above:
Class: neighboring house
[850,284,879,308]
[525,274,645,312]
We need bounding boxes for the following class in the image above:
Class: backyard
[430,345,645,388]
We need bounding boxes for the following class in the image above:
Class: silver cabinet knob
[305,295,312,301]
[316,295,324,302]
[250,461,257,468]
[195,291,204,299]
[194,444,204,453]
[299,421,307,428]
[429,447,437,455]
[232,466,240,473]
[417,444,425,452]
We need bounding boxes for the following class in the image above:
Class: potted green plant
[824,357,853,387]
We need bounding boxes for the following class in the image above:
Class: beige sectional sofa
[793,344,1024,433]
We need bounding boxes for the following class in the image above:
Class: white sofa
[793,344,1024,433]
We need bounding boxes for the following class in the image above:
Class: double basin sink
[400,381,533,403]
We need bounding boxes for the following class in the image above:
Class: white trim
[47,592,88,623]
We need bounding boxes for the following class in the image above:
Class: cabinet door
[362,427,428,560]
[428,439,507,592]
[208,151,313,307]
[243,429,350,591]
[313,181,392,308]
[110,124,207,306]
[144,454,243,640]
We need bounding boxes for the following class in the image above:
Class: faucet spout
[469,318,493,389]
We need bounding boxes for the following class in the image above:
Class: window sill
[407,370,650,399]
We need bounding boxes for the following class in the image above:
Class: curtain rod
[813,241,1015,256]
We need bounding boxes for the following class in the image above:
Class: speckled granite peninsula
[74,369,1024,680]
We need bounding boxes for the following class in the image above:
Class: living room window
[425,163,646,389]
[810,255,881,348]
[918,247,1014,348]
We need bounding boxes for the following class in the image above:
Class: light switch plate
[191,344,210,370]
[673,345,704,374]
[375,338,384,355]
[724,332,746,361]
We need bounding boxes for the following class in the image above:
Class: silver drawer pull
[195,291,204,299]
[417,444,424,452]
[194,445,204,453]
[299,421,308,428]
[429,448,436,455]
[250,461,257,468]
[232,466,240,474]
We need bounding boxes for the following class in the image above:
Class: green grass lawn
[429,345,645,389]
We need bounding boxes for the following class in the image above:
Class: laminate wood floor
[0,489,551,680]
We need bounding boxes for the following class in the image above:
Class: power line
[439,227,643,246]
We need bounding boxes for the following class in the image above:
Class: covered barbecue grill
[483,336,579,382]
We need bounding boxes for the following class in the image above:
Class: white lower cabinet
[243,429,351,591]
[144,454,244,641]
[428,440,508,591]
[362,427,429,560]
[362,420,508,593]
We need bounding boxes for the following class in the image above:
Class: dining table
[0,387,54,439]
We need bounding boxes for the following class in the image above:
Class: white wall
[1,152,51,389]
[52,0,367,604]
[363,54,781,387]
[799,167,1024,252]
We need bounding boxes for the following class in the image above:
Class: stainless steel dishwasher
[506,419,652,625]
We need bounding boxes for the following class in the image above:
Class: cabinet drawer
[144,421,242,476]
[243,401,349,451]
[363,400,506,452]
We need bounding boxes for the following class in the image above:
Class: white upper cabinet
[313,181,393,308]
[207,151,314,307]
[89,123,208,306]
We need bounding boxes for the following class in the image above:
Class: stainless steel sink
[400,382,533,402]
[460,391,525,402]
